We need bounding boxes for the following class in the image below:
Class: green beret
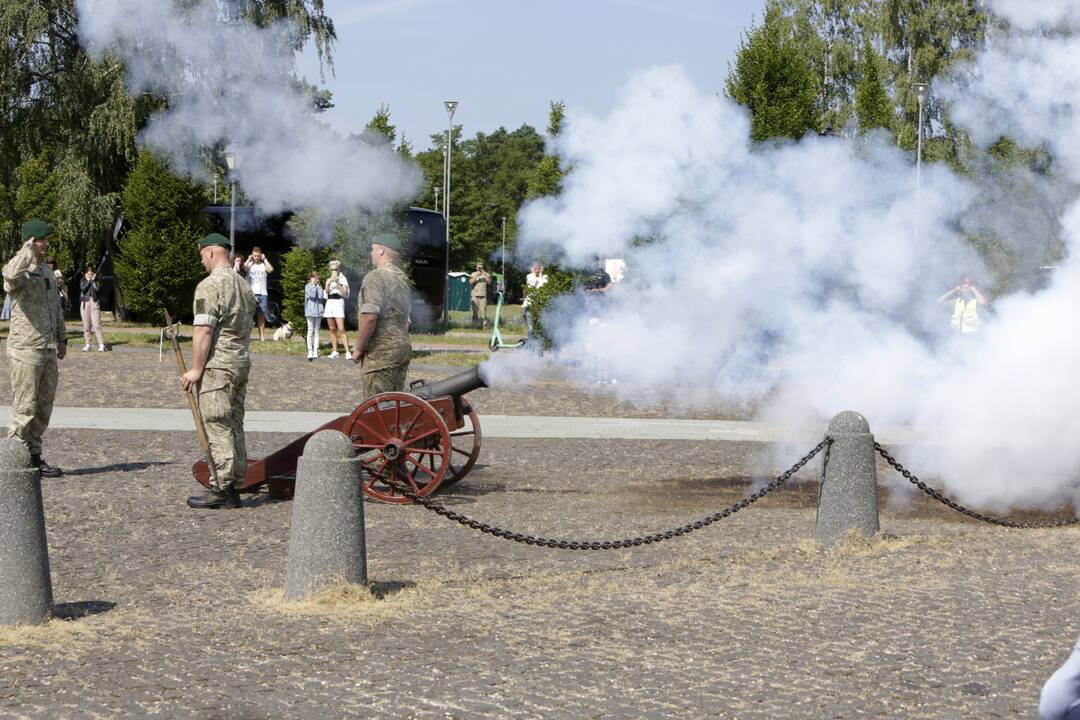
[371,233,402,252]
[21,219,54,242]
[198,233,231,250]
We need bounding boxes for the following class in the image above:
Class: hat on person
[371,233,402,252]
[328,259,341,270]
[21,219,54,242]
[197,232,231,250]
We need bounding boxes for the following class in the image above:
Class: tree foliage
[114,151,207,321]
[855,41,893,132]
[0,0,336,293]
[280,245,321,330]
[726,1,820,142]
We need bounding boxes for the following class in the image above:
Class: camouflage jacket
[193,265,257,370]
[2,244,66,364]
[359,264,411,372]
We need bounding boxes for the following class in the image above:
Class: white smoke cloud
[987,0,1080,30]
[76,0,420,215]
[502,8,1080,514]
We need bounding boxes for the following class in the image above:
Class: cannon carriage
[192,365,488,503]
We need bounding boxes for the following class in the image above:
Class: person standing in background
[46,257,67,311]
[304,270,325,361]
[938,275,988,334]
[79,266,106,352]
[324,259,350,358]
[469,262,491,328]
[244,247,273,341]
[523,262,548,351]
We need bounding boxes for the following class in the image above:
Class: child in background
[304,270,325,361]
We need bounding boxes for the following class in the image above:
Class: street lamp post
[913,82,929,243]
[224,148,239,258]
[500,216,506,292]
[442,100,458,326]
[434,186,440,214]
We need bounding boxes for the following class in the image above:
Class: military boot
[186,489,242,509]
[31,454,63,478]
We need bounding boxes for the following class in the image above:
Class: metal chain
[874,442,1080,529]
[379,437,833,550]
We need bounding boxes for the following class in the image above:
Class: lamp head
[444,100,458,118]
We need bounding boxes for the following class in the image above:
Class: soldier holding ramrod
[2,220,67,476]
[182,233,256,509]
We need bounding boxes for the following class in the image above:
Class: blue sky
[297,0,764,148]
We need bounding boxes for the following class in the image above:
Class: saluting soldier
[2,220,67,476]
[351,233,412,398]
[182,233,256,509]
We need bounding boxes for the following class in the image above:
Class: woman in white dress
[323,259,350,358]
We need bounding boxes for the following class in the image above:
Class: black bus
[205,205,447,330]
[404,207,446,331]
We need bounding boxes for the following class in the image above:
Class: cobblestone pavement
[0,346,758,420]
[0,351,1078,719]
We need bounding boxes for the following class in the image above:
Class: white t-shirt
[327,274,349,299]
[523,271,547,308]
[247,261,268,295]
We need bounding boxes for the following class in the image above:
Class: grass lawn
[28,303,527,357]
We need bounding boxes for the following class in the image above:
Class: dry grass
[252,577,443,623]
[0,606,146,653]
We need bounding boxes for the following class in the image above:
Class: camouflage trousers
[198,365,249,491]
[361,360,410,400]
[8,353,58,455]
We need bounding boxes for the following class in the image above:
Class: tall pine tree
[855,41,893,132]
[726,1,820,142]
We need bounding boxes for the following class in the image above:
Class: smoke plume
[76,0,420,216]
[504,5,1080,513]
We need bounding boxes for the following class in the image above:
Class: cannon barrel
[412,365,488,401]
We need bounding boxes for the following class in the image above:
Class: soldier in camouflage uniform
[2,220,68,477]
[351,233,412,398]
[182,233,256,509]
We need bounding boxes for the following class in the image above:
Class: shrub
[525,268,575,349]
[114,224,206,322]
[280,246,321,330]
[116,150,208,321]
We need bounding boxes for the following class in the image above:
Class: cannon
[192,365,488,503]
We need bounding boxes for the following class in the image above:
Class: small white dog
[272,321,294,341]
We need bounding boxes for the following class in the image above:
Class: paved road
[0,406,927,443]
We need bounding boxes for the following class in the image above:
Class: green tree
[527,101,567,199]
[361,104,396,146]
[0,0,337,263]
[855,41,893,132]
[14,152,59,223]
[114,151,208,321]
[726,1,821,142]
[279,245,321,330]
[879,0,987,164]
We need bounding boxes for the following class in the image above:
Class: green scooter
[489,291,525,352]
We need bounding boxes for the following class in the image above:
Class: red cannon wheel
[344,392,451,504]
[441,403,482,488]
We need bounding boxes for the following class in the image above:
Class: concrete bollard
[815,411,880,549]
[285,430,367,600]
[0,438,54,625]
